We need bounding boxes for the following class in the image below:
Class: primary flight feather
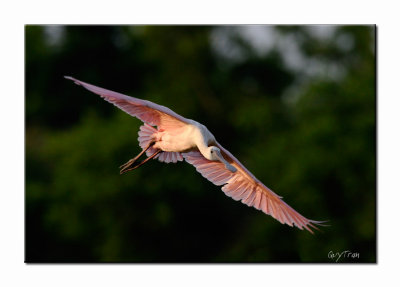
[65,76,324,233]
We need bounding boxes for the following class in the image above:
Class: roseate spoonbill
[65,76,324,233]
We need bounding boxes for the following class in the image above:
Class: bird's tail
[138,124,158,152]
[137,124,183,163]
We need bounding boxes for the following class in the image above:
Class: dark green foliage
[25,25,375,262]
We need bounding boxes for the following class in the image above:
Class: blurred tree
[26,25,375,262]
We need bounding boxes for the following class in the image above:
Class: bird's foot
[120,149,161,174]
[119,142,160,174]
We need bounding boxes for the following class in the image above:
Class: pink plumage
[183,151,322,233]
[138,124,183,163]
[66,76,325,233]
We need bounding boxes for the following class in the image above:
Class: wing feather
[183,147,324,233]
[65,76,190,131]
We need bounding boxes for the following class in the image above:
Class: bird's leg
[119,143,154,170]
[120,149,162,174]
[120,142,161,174]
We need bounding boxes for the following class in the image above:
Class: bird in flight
[65,76,324,233]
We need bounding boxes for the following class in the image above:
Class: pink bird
[66,76,324,233]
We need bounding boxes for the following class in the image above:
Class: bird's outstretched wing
[65,76,191,130]
[183,144,324,233]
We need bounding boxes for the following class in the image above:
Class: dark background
[25,25,375,263]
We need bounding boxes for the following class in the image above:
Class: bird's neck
[192,122,215,160]
[196,139,210,159]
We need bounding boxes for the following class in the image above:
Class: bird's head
[207,146,237,173]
